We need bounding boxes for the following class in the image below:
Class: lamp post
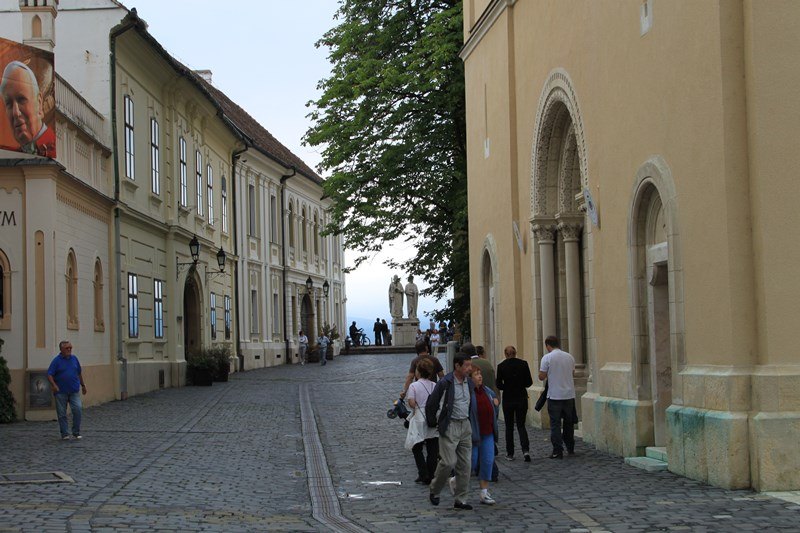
[205,246,227,280]
[176,235,200,280]
[306,276,313,294]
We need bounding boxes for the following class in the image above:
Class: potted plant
[207,346,231,382]
[186,350,215,386]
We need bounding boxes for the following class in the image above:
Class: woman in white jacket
[405,358,439,484]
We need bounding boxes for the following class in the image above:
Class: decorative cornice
[459,0,517,62]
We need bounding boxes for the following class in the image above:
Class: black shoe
[523,453,531,462]
[549,452,563,459]
[429,493,440,506]
[453,501,473,510]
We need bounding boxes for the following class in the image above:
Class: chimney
[19,0,58,53]
[195,69,213,84]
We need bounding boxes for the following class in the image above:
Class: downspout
[110,22,129,400]
[230,145,248,372]
[280,166,297,363]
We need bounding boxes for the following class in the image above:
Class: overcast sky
[125,1,448,329]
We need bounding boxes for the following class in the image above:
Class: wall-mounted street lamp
[305,276,313,294]
[176,235,200,280]
[205,247,227,280]
[323,280,330,297]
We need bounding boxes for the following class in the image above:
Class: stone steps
[625,447,668,473]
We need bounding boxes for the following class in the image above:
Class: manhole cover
[0,471,74,484]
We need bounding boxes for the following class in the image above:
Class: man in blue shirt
[47,340,87,440]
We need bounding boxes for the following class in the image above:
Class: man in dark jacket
[425,353,475,510]
[496,345,534,462]
[373,318,383,346]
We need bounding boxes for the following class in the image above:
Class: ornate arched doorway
[530,69,592,405]
[183,272,202,359]
[301,293,314,342]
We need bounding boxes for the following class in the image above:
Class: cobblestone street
[1,353,798,532]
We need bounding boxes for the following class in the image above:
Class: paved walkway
[1,353,798,532]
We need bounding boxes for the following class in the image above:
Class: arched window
[66,250,79,330]
[0,249,11,330]
[301,207,307,252]
[32,15,42,38]
[288,202,295,248]
[94,259,104,332]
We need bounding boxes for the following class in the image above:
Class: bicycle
[357,329,371,346]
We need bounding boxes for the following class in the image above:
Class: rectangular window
[270,195,277,243]
[124,95,134,179]
[250,289,259,334]
[210,292,217,340]
[207,164,214,224]
[154,279,164,339]
[221,178,228,233]
[224,295,231,340]
[150,118,160,194]
[272,293,280,336]
[195,151,203,216]
[248,184,256,236]
[127,273,138,338]
[179,137,187,206]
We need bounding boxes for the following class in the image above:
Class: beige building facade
[462,0,800,491]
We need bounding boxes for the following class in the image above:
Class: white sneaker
[505,454,514,461]
[480,491,496,505]
[448,476,456,495]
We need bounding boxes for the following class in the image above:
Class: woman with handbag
[405,358,439,484]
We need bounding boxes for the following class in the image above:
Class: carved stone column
[532,222,557,343]
[558,219,584,366]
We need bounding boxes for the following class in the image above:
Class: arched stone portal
[301,293,315,342]
[183,271,202,359]
[628,156,686,449]
[530,69,593,409]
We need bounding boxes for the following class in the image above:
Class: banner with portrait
[0,37,56,158]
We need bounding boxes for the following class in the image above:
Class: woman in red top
[470,367,499,505]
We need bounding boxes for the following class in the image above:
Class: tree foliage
[305,0,469,329]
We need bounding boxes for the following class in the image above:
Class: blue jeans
[471,433,495,482]
[55,392,82,437]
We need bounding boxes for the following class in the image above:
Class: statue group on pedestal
[389,275,419,320]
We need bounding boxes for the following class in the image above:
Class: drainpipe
[230,145,248,372]
[280,166,296,363]
[110,22,128,400]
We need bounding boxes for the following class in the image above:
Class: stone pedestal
[392,318,420,347]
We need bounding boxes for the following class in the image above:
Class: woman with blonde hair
[405,357,439,483]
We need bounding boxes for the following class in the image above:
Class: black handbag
[534,380,548,412]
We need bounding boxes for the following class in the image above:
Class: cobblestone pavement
[1,353,798,532]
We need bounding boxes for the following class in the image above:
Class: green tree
[305,0,469,330]
[0,338,16,423]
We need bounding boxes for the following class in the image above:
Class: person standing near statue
[389,275,404,319]
[373,318,383,346]
[405,276,419,318]
[381,319,391,346]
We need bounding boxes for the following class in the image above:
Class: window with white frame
[128,273,139,338]
[124,95,134,179]
[210,292,217,340]
[313,214,319,256]
[66,250,79,330]
[288,202,294,247]
[301,208,307,252]
[248,184,256,236]
[154,279,164,339]
[94,259,104,332]
[272,292,280,336]
[150,118,160,194]
[179,137,187,206]
[207,164,214,224]
[250,289,259,334]
[224,295,231,339]
[270,195,277,243]
[221,177,228,233]
[196,150,203,216]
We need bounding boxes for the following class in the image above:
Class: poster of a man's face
[0,37,55,158]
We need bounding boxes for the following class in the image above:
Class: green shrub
[205,346,231,381]
[0,338,17,423]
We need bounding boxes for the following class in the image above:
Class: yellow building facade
[462,0,800,491]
